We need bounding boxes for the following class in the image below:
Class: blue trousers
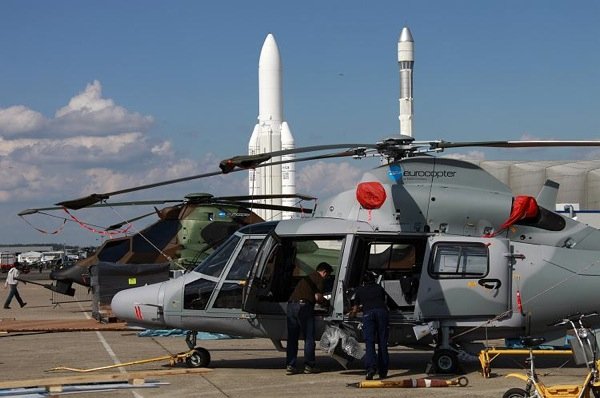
[362,308,389,376]
[4,285,24,308]
[286,302,316,368]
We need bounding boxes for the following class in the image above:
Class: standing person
[286,261,333,375]
[3,262,27,309]
[350,271,389,380]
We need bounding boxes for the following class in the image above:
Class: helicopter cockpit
[181,222,278,312]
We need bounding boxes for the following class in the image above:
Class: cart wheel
[503,387,527,398]
[432,349,459,374]
[186,347,211,368]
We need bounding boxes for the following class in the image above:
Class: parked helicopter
[19,193,315,296]
[54,136,600,373]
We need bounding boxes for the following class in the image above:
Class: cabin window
[131,220,179,252]
[97,239,129,262]
[193,235,240,277]
[367,243,416,271]
[225,238,262,280]
[183,278,216,310]
[429,242,488,279]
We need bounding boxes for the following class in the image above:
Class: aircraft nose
[111,283,165,327]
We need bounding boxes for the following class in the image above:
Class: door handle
[478,278,502,290]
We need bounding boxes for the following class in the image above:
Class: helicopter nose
[111,283,166,328]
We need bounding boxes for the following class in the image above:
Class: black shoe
[20,302,27,308]
[286,365,298,375]
[304,365,320,374]
[379,372,388,380]
[3,306,10,309]
[366,371,375,380]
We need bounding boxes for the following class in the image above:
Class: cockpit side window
[211,238,264,310]
[192,235,240,277]
[225,238,262,280]
[183,278,217,310]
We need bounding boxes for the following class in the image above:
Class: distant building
[471,159,600,228]
[0,245,53,253]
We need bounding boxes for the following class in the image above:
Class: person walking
[3,262,27,309]
[285,262,333,375]
[350,271,389,380]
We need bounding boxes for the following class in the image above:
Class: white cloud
[0,105,46,136]
[296,161,365,198]
[51,80,154,136]
[0,80,153,138]
[443,150,486,161]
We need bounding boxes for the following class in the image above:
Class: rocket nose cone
[399,26,414,43]
[260,33,281,64]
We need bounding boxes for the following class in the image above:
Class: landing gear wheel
[432,349,459,374]
[502,387,527,398]
[185,347,211,368]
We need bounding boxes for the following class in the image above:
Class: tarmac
[0,273,592,397]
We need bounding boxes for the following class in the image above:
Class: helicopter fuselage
[112,156,600,363]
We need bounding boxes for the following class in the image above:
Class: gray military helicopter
[58,136,600,373]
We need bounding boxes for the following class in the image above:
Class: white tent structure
[467,160,600,208]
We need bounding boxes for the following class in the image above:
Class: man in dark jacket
[286,262,333,375]
[351,271,389,380]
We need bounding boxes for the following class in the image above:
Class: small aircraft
[51,136,600,373]
[19,193,315,296]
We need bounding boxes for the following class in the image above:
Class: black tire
[185,347,211,368]
[503,387,528,398]
[432,349,459,374]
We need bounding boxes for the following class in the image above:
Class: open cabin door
[241,234,279,314]
[416,236,510,318]
[242,233,345,316]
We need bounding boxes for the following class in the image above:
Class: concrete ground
[0,276,591,397]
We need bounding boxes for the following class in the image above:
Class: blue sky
[1,1,599,246]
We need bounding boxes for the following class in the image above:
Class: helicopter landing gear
[183,330,211,368]
[431,348,460,374]
[186,347,211,368]
[430,325,462,374]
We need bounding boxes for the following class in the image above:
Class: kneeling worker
[286,262,333,375]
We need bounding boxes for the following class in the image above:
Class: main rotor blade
[106,210,159,231]
[212,193,317,202]
[219,144,374,173]
[19,199,183,216]
[56,170,223,209]
[434,140,600,149]
[57,145,369,210]
[213,201,313,214]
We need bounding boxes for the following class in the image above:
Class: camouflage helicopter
[19,192,315,296]
[53,136,600,373]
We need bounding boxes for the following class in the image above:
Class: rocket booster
[248,33,296,220]
[398,26,414,137]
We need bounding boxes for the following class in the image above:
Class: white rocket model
[398,26,414,137]
[248,33,295,220]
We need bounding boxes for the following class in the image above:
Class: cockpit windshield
[192,234,240,277]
